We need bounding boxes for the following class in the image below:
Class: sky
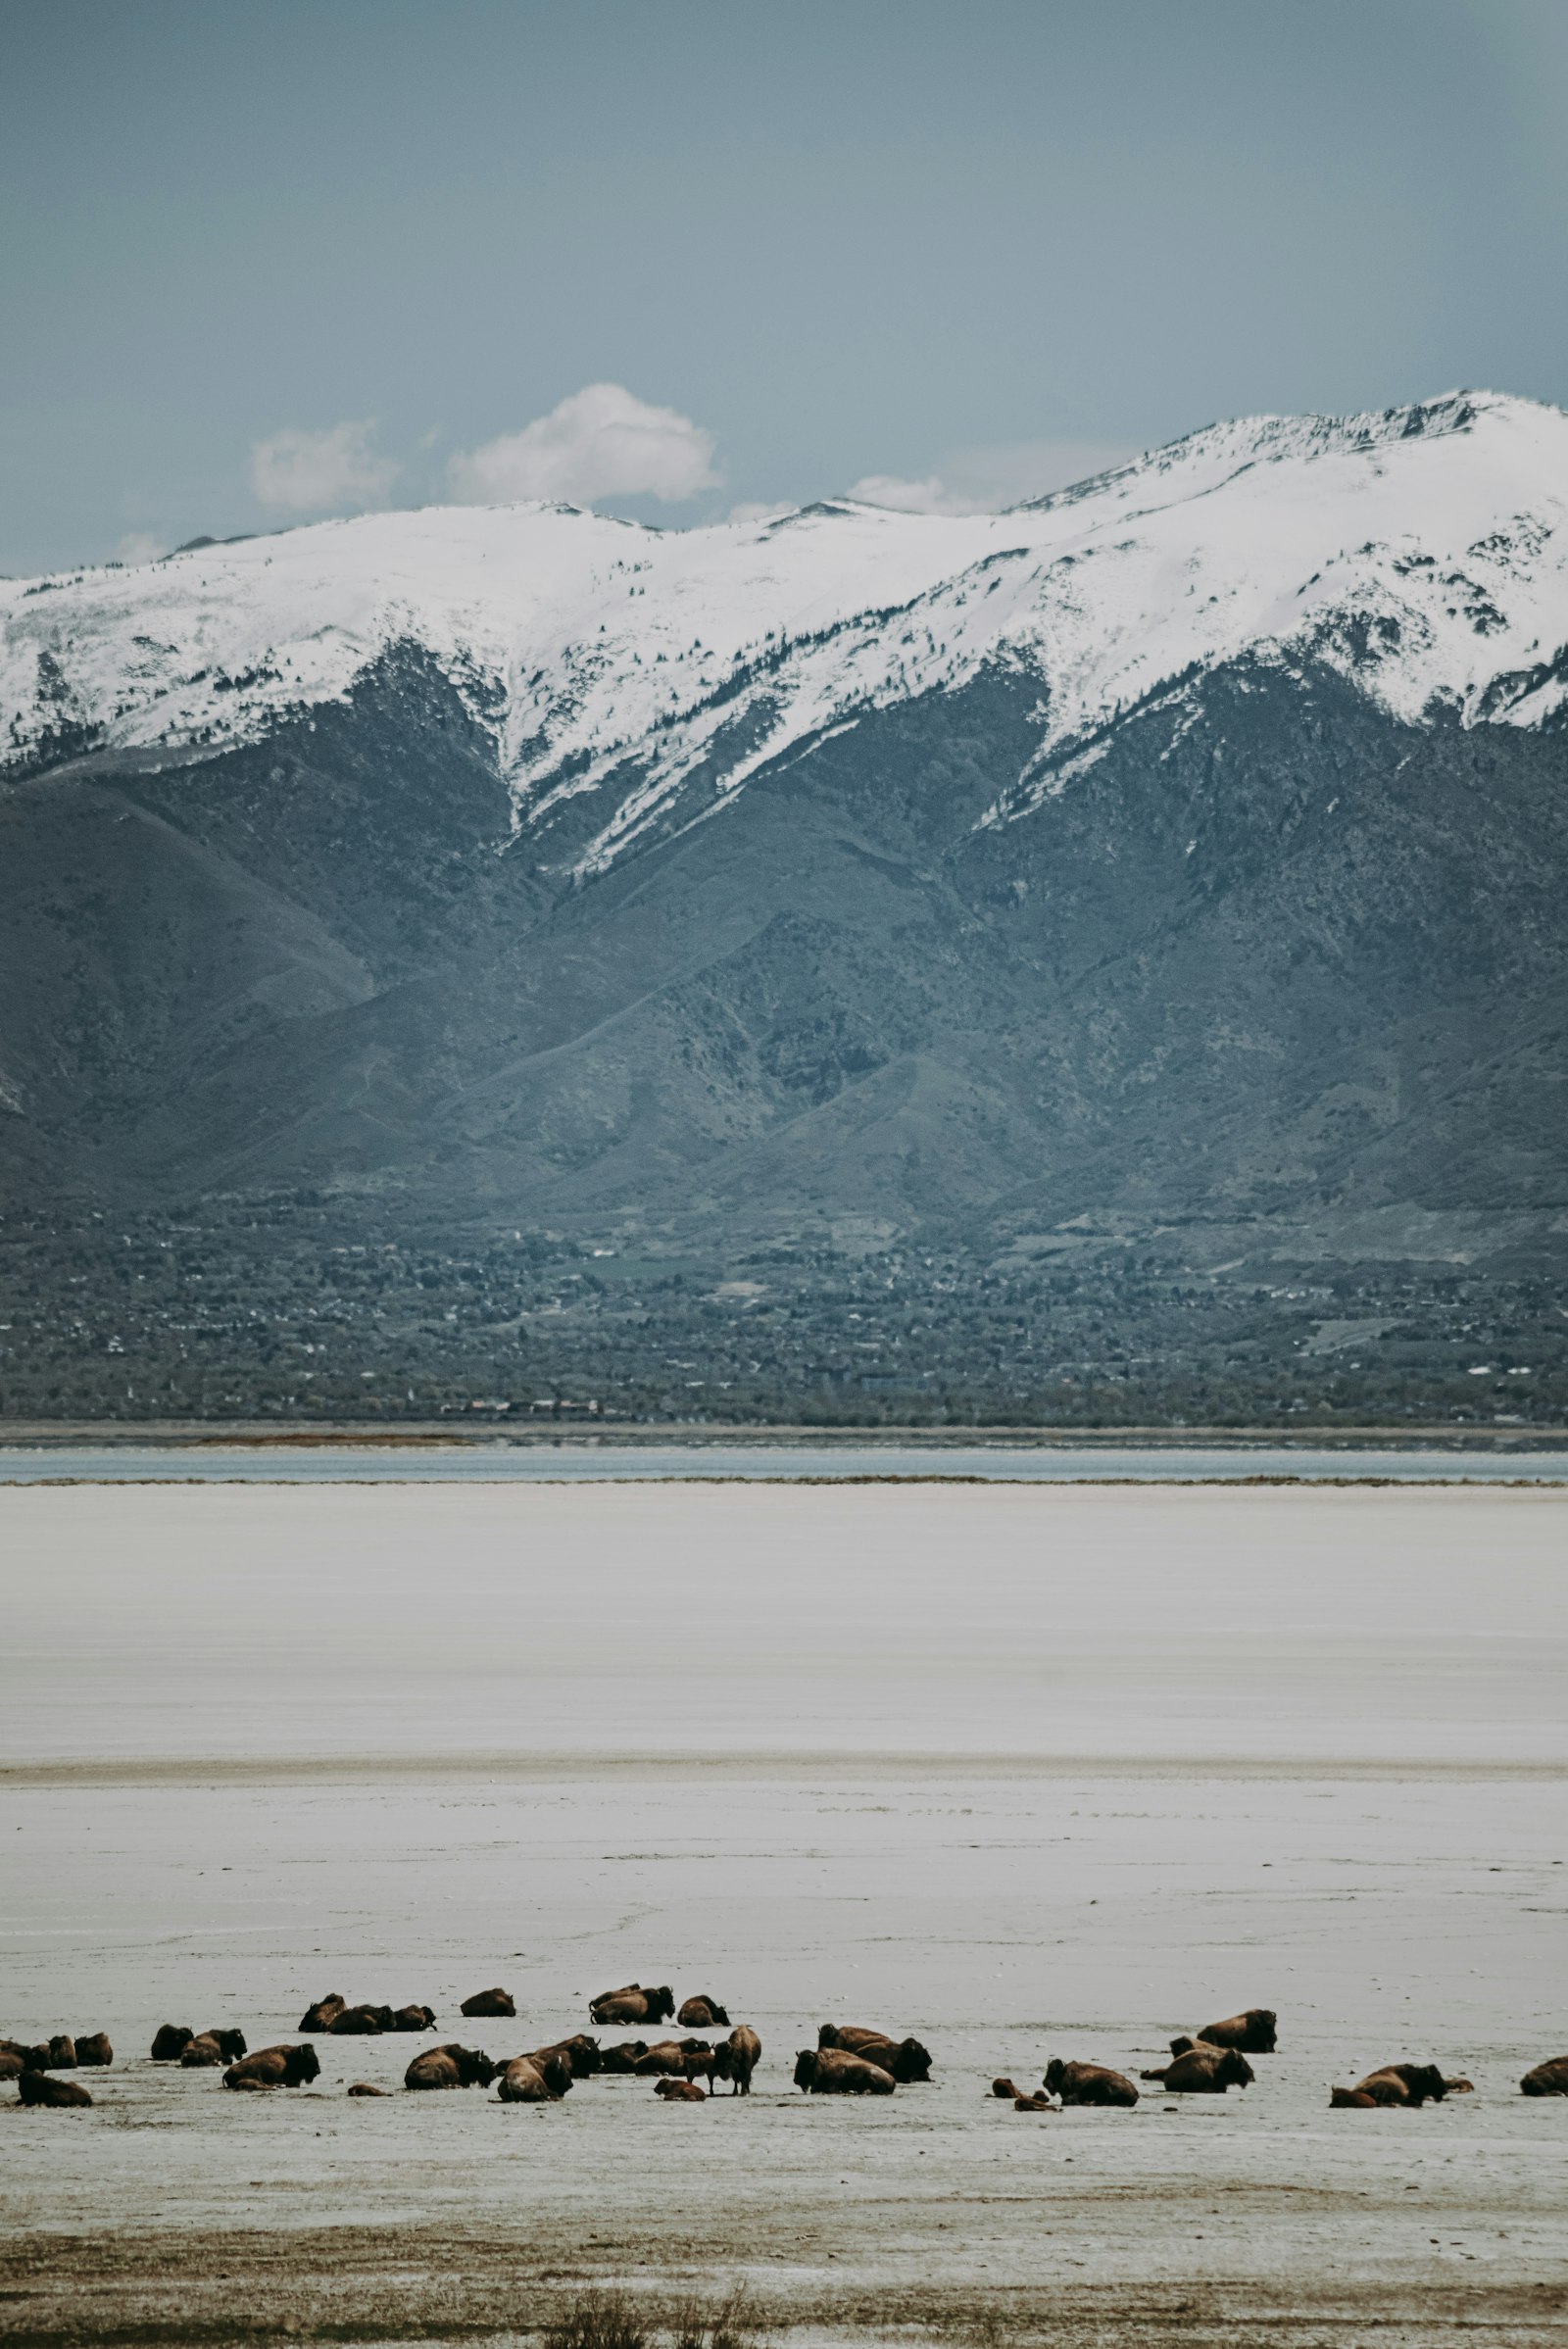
[3,0,1566,574]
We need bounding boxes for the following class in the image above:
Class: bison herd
[6,1992,1567,2119]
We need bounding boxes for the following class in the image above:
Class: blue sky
[4,0,1566,571]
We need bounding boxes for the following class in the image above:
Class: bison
[1045,2059,1139,2107]
[1330,2064,1447,2109]
[1521,2055,1568,2096]
[347,2082,389,2096]
[656,2077,709,2102]
[1142,2046,1254,2094]
[991,2077,1024,2099]
[223,2044,321,2090]
[817,2026,931,2082]
[461,1987,515,2018]
[388,2005,437,2032]
[405,2042,497,2091]
[590,1983,675,2026]
[713,2026,760,2096]
[328,2005,394,2036]
[496,2051,572,2102]
[151,2025,195,2061]
[1012,2093,1053,2112]
[794,2047,896,2095]
[298,1995,346,2031]
[632,2038,715,2080]
[0,2051,29,2080]
[519,2034,601,2080]
[596,2039,651,2074]
[677,1995,730,2030]
[18,2072,93,2108]
[1171,2008,1277,2057]
[74,2032,113,2068]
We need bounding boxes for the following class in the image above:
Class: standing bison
[1045,2059,1139,2107]
[713,2026,761,2095]
[1330,2064,1447,2108]
[795,2047,896,2094]
[590,1984,675,2026]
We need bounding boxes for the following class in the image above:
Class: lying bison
[461,1986,514,2018]
[632,2038,715,2080]
[181,2031,249,2067]
[496,2051,571,2101]
[74,2032,113,2068]
[521,2034,601,2080]
[347,2082,389,2096]
[0,2052,25,2081]
[1012,2092,1053,2112]
[677,1995,730,2030]
[19,2072,93,2108]
[151,2026,194,2061]
[596,2039,650,2074]
[298,1995,346,2031]
[328,2004,394,2035]
[1171,2008,1277,2057]
[657,2077,709,2102]
[713,2026,760,2095]
[1142,2046,1254,2094]
[991,2077,1024,2099]
[590,1983,675,2026]
[795,2047,896,2094]
[405,2043,497,2091]
[1045,2059,1139,2108]
[390,2005,437,2033]
[1522,2055,1568,2096]
[223,2044,321,2091]
[14,2034,76,2070]
[1330,2063,1447,2109]
[817,2026,931,2082]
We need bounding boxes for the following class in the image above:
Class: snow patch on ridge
[3,392,1565,869]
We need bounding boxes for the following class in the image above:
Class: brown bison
[1171,2008,1277,2057]
[590,1983,675,2026]
[180,2032,237,2068]
[1142,2046,1254,2093]
[496,2051,572,2101]
[1521,2055,1568,2096]
[677,1995,730,2030]
[74,2033,113,2068]
[0,2051,26,2080]
[22,2034,76,2070]
[817,2026,932,2083]
[656,2077,709,2102]
[461,1987,515,2018]
[1012,2093,1053,2112]
[596,2038,651,2074]
[1045,2059,1139,2107]
[991,2077,1024,2099]
[713,2026,760,2095]
[298,1995,346,2031]
[520,2034,601,2080]
[405,2042,498,2091]
[388,2005,437,2033]
[18,2072,93,2108]
[631,2037,715,2080]
[151,2025,195,2061]
[794,2047,896,2094]
[328,2004,394,2035]
[223,2044,322,2090]
[1330,2064,1447,2109]
[347,2082,389,2096]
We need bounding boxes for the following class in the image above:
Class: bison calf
[656,2077,709,2102]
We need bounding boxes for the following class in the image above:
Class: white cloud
[849,437,1138,515]
[250,419,398,514]
[114,531,166,565]
[449,383,719,508]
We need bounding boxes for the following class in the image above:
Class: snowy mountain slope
[4,392,1565,877]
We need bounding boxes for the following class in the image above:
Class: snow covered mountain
[1,391,1565,1280]
[5,391,1565,870]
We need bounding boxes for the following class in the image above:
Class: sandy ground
[2,1485,1566,2344]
